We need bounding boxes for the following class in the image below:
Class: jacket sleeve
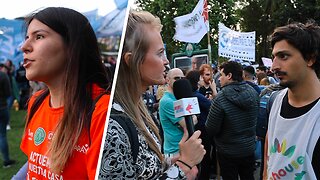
[205,96,224,139]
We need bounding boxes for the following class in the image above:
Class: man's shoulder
[159,92,175,107]
[213,90,227,102]
[160,92,175,101]
[220,82,259,99]
[241,82,260,94]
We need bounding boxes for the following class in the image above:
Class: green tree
[237,0,275,65]
[136,0,320,65]
[238,0,320,64]
[135,0,239,64]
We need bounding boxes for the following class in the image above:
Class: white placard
[262,57,273,67]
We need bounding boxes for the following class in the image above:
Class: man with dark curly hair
[264,21,320,179]
[206,61,259,180]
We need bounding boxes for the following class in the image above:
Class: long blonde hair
[114,10,163,162]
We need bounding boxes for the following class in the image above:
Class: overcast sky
[0,0,117,19]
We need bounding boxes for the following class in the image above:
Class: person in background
[212,65,221,92]
[264,21,320,179]
[4,60,15,76]
[1,62,19,130]
[256,71,269,92]
[160,68,192,158]
[191,56,199,70]
[4,60,19,110]
[155,83,168,106]
[15,61,30,110]
[102,55,116,83]
[256,71,266,83]
[206,61,259,180]
[143,86,157,114]
[99,10,205,179]
[0,63,16,168]
[243,65,263,171]
[243,65,261,94]
[259,77,270,86]
[19,7,111,179]
[155,64,170,102]
[186,70,216,180]
[256,83,284,179]
[256,66,277,84]
[29,81,46,95]
[198,64,217,99]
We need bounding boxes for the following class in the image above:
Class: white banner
[262,57,273,67]
[218,23,256,62]
[173,0,208,43]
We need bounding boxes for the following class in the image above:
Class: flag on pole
[193,0,209,31]
[203,0,209,31]
[174,0,209,43]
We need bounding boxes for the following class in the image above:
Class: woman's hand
[192,115,198,125]
[185,166,198,180]
[177,129,205,172]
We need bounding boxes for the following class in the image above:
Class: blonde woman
[99,11,205,179]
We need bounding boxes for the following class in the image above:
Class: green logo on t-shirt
[34,127,46,146]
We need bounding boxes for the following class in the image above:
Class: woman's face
[140,26,169,87]
[21,19,67,84]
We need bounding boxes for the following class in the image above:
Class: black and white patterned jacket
[99,102,186,179]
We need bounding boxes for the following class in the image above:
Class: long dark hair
[24,7,109,172]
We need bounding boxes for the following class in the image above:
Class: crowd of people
[132,15,320,180]
[139,61,277,179]
[139,52,319,180]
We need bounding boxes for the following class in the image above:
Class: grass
[0,109,28,180]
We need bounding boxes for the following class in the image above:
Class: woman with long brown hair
[19,7,110,179]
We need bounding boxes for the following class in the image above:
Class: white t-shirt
[267,89,320,180]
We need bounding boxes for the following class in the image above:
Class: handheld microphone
[173,79,200,138]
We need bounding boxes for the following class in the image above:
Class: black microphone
[173,79,199,138]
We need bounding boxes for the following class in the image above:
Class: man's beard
[275,70,292,88]
[279,80,294,89]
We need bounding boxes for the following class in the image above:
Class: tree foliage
[135,0,320,65]
[238,0,320,64]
